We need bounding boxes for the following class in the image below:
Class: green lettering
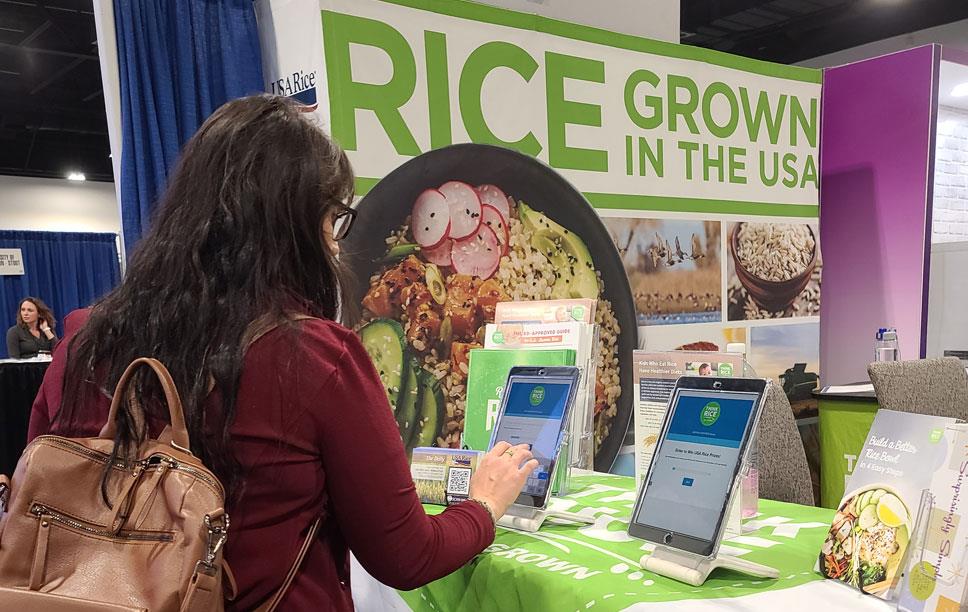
[703,144,725,182]
[458,42,542,156]
[624,69,663,130]
[741,88,787,145]
[759,151,779,186]
[425,31,451,149]
[546,51,607,172]
[790,97,818,147]
[701,82,739,138]
[678,140,699,180]
[625,135,633,175]
[322,11,419,154]
[668,76,700,135]
[782,153,799,188]
[729,147,747,185]
[801,155,818,189]
[638,137,664,177]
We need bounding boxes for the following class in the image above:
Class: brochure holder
[895,488,968,609]
[639,479,779,585]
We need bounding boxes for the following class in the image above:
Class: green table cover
[396,473,836,611]
[817,398,879,507]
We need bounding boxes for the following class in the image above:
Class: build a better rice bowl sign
[257,0,820,217]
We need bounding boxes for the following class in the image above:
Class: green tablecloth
[817,397,879,507]
[389,474,837,611]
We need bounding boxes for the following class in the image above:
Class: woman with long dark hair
[28,95,537,610]
[6,297,57,358]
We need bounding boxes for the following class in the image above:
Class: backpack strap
[252,516,323,612]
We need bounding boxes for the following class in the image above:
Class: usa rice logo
[270,69,318,112]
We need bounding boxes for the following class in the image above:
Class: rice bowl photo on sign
[340,144,636,471]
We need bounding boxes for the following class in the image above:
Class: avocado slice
[411,369,444,450]
[396,357,422,445]
[519,201,599,299]
[359,319,407,411]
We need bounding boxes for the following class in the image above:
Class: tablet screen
[633,389,759,542]
[493,377,573,499]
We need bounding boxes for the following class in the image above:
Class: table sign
[0,249,24,275]
[631,350,744,488]
[820,410,958,599]
[897,423,968,611]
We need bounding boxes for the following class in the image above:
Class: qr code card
[410,448,483,506]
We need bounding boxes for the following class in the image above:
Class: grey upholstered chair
[868,357,968,420]
[757,382,814,506]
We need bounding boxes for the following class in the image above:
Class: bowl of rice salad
[341,144,636,471]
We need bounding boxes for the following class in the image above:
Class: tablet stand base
[497,509,596,533]
[640,546,779,587]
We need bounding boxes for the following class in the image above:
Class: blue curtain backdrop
[114,0,264,254]
[0,231,122,357]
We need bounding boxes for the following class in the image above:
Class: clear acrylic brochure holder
[894,490,968,609]
[638,379,779,586]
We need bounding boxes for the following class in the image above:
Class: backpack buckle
[202,513,230,569]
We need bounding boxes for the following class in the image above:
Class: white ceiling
[939,59,968,110]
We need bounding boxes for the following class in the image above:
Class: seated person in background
[6,297,57,358]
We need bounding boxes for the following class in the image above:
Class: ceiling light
[952,83,968,98]
[67,172,86,181]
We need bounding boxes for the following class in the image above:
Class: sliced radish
[438,181,481,240]
[476,184,510,219]
[422,239,454,267]
[412,189,450,248]
[452,225,501,279]
[481,205,509,255]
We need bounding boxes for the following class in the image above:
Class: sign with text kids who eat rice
[255,0,821,217]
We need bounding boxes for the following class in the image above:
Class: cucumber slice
[858,504,878,530]
[858,491,871,510]
[396,357,422,445]
[381,243,420,263]
[360,319,406,411]
[412,370,445,450]
[871,489,886,505]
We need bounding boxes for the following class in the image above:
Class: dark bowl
[341,144,636,471]
[729,223,817,312]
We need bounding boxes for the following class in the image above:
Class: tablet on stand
[488,366,596,532]
[628,376,779,586]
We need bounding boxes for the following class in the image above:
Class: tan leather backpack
[0,357,318,611]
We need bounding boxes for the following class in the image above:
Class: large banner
[256,0,823,470]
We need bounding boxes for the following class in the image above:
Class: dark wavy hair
[57,95,355,503]
[17,297,56,331]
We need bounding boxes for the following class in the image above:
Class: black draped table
[0,360,49,476]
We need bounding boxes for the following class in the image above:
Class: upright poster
[255,0,822,469]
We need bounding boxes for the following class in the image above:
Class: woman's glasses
[331,202,357,241]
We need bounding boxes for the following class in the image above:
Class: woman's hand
[39,320,52,336]
[468,441,539,521]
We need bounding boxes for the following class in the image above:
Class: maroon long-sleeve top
[28,312,494,610]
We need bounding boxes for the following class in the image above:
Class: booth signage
[0,248,24,275]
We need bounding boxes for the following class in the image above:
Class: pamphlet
[410,447,484,506]
[463,348,577,452]
[632,350,744,489]
[494,299,596,325]
[898,423,968,611]
[485,322,598,471]
[819,410,958,599]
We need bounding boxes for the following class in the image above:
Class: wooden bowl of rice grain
[730,222,817,312]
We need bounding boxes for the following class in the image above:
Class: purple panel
[819,45,938,385]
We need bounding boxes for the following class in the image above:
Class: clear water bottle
[727,343,759,518]
[874,328,900,362]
